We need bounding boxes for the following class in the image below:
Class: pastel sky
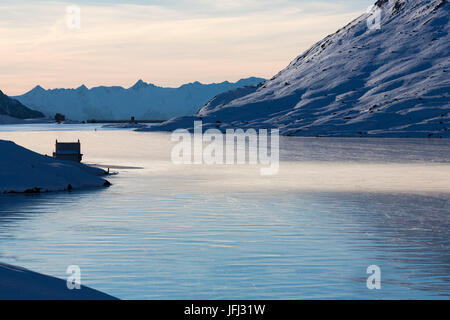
[0,0,374,95]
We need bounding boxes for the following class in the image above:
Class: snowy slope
[101,122,147,129]
[0,140,110,193]
[0,262,117,300]
[142,0,450,137]
[14,78,264,121]
[0,115,53,124]
[0,115,29,124]
[0,90,44,120]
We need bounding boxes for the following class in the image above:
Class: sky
[0,0,374,95]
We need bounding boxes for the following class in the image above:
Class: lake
[0,124,449,299]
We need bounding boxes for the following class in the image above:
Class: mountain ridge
[14,77,265,121]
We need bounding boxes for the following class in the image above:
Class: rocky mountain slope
[0,90,44,120]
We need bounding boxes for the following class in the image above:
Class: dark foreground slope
[0,90,44,119]
[0,262,117,300]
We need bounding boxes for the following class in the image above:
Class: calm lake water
[0,124,449,299]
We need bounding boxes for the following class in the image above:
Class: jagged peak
[185,81,203,86]
[130,79,150,90]
[31,85,45,92]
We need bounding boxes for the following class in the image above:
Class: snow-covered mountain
[142,0,450,137]
[0,90,44,120]
[14,78,265,121]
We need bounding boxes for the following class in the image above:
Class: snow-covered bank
[141,0,450,138]
[0,115,29,124]
[102,122,147,129]
[0,262,117,300]
[0,140,110,193]
[0,115,54,125]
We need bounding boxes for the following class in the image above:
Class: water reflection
[0,187,110,243]
[0,127,449,299]
[320,192,450,297]
[0,185,448,299]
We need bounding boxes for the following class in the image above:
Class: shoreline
[0,262,118,300]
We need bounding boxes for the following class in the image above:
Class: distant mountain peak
[76,84,88,91]
[131,79,149,90]
[30,85,45,93]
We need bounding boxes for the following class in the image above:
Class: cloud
[0,0,373,95]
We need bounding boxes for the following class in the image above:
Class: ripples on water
[0,126,449,299]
